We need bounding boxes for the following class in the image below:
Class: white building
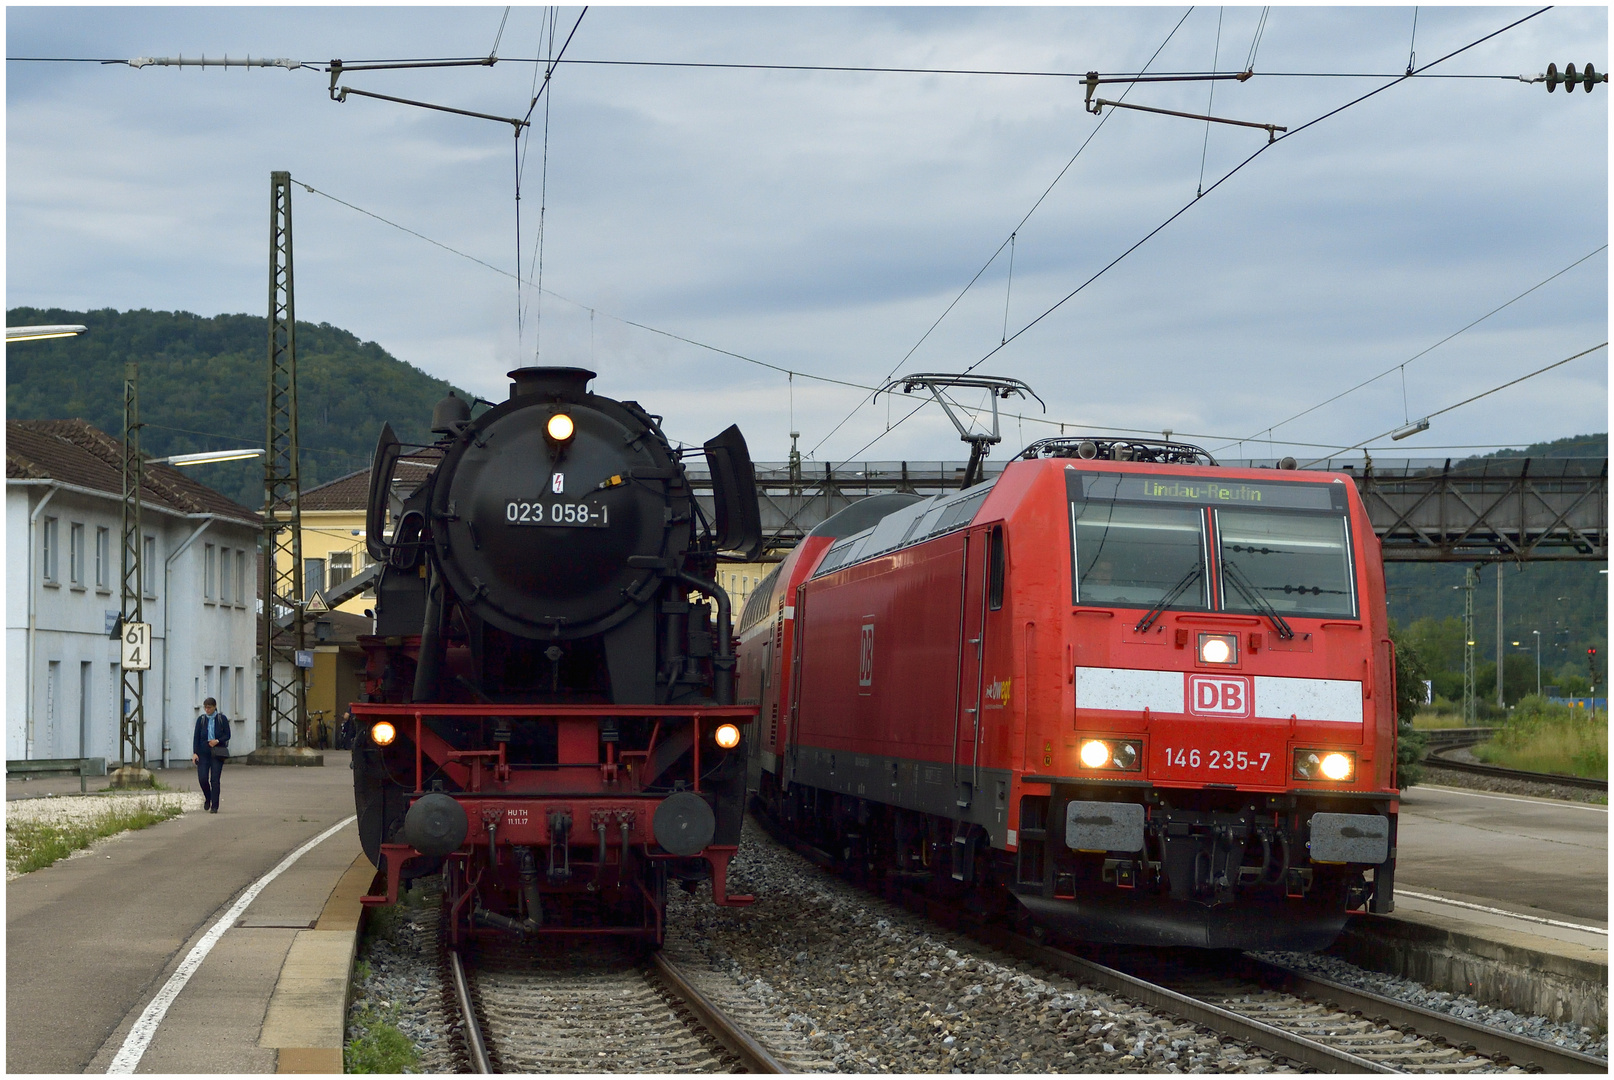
[7,419,262,766]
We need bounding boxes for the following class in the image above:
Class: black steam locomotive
[352,366,763,943]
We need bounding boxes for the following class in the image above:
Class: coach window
[988,525,1005,610]
[1072,503,1207,608]
[1216,508,1356,618]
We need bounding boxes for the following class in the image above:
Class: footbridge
[688,456,1608,564]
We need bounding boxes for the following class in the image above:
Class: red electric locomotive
[740,437,1398,950]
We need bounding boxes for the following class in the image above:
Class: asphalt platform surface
[6,753,361,1074]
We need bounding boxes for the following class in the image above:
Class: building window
[236,550,248,607]
[306,558,326,600]
[204,544,216,600]
[42,517,59,583]
[219,548,233,605]
[144,536,157,598]
[329,551,353,590]
[96,527,111,590]
[235,666,245,716]
[70,522,86,585]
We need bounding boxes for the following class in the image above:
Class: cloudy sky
[7,6,1608,466]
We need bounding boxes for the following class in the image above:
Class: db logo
[1187,674,1253,717]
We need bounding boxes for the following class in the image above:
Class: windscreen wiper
[1220,560,1295,640]
[1134,564,1202,634]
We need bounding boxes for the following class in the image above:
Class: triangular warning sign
[306,591,329,614]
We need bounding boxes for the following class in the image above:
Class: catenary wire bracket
[1083,70,1286,142]
[326,57,529,134]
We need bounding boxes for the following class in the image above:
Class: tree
[1388,623,1429,788]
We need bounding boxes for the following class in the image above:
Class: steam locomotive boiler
[353,366,763,944]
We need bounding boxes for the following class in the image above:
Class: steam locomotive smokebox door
[431,366,677,640]
[1066,801,1145,852]
[1308,813,1389,864]
[653,791,716,856]
[404,792,470,857]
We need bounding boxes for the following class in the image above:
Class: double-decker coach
[739,438,1397,950]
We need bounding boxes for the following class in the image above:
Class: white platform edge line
[1395,888,1608,936]
[106,814,358,1073]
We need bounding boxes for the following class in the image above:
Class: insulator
[1546,62,1558,91]
[1585,62,1598,93]
[1565,63,1578,95]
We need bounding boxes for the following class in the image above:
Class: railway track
[1421,726,1608,792]
[754,810,1605,1074]
[445,936,787,1073]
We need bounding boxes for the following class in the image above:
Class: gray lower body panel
[786,744,1013,847]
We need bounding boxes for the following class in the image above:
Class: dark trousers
[196,754,225,809]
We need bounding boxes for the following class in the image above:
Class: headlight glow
[371,720,397,746]
[546,412,575,442]
[1079,740,1111,768]
[714,723,741,749]
[1320,752,1354,781]
[1198,633,1238,665]
[1293,749,1355,782]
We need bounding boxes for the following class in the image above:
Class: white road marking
[1395,888,1608,935]
[106,815,357,1073]
[1414,784,1609,813]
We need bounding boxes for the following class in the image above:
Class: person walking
[191,697,231,813]
[338,710,357,751]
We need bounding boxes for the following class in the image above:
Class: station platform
[6,752,372,1074]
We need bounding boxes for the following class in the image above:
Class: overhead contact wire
[809,5,1198,461]
[957,6,1553,380]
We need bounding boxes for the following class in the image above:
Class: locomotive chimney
[508,366,596,403]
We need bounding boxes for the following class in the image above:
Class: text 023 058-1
[505,501,610,528]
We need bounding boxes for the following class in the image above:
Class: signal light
[371,720,398,746]
[1545,61,1602,93]
[714,723,741,749]
[546,412,575,443]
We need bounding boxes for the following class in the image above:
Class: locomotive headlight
[371,720,398,747]
[545,412,575,443]
[1078,738,1143,772]
[1293,749,1355,782]
[714,723,742,749]
[1198,633,1238,665]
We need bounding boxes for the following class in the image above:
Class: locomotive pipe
[594,822,608,889]
[412,566,446,702]
[513,845,544,930]
[674,571,734,705]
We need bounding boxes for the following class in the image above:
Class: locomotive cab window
[1216,508,1356,619]
[1071,503,1207,608]
[987,525,1005,610]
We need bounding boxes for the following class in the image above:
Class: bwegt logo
[1187,674,1253,717]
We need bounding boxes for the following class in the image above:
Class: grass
[344,1002,419,1073]
[6,801,185,876]
[1472,696,1607,779]
[1412,712,1470,729]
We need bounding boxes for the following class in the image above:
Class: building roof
[301,455,439,512]
[6,419,260,526]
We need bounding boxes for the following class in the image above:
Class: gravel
[666,820,1294,1073]
[5,790,203,826]
[345,877,458,1074]
[1255,949,1609,1060]
[1417,768,1608,805]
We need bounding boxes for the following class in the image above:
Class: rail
[653,952,789,1073]
[1248,955,1607,1074]
[448,948,492,1073]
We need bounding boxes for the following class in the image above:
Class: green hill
[6,306,469,508]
